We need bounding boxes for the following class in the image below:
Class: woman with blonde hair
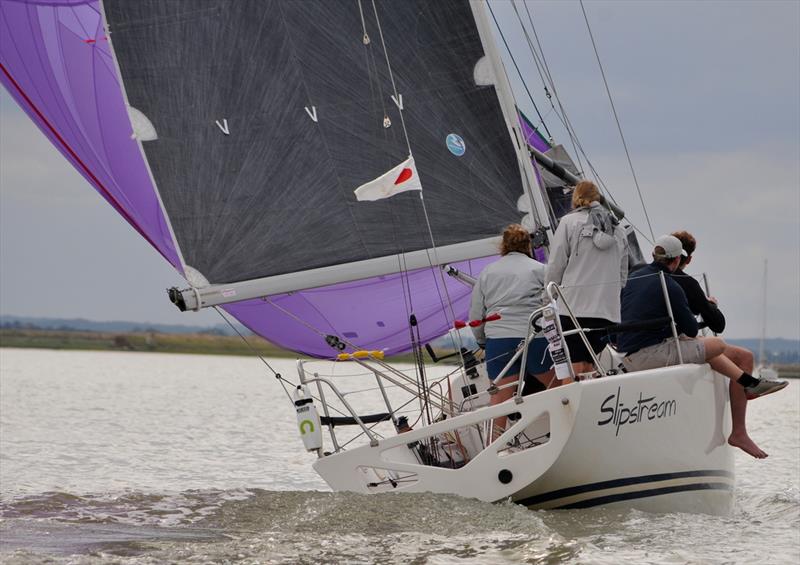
[545,180,629,375]
[470,224,553,440]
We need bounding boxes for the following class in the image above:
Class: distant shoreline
[0,328,296,358]
[0,328,424,363]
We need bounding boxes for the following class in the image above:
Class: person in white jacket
[545,180,629,375]
[470,224,554,440]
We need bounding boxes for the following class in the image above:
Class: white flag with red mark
[354,155,422,201]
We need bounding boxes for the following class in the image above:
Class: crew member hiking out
[618,235,788,457]
[670,230,767,458]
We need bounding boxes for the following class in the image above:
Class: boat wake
[1,488,544,531]
[1,486,798,564]
[0,489,251,527]
[0,489,564,563]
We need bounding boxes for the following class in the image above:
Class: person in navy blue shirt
[620,235,787,458]
[670,230,765,457]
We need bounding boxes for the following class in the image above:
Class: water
[1,348,798,564]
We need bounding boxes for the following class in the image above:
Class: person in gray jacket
[545,180,628,374]
[470,224,553,440]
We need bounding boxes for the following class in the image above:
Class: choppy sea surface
[1,348,798,564]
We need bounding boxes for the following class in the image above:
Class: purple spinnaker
[0,0,181,269]
[518,111,551,153]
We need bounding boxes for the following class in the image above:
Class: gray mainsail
[103,0,539,287]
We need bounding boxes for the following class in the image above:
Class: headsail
[102,0,533,286]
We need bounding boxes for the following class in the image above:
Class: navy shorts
[485,337,553,381]
[559,316,611,363]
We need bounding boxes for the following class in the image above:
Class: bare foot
[728,432,768,459]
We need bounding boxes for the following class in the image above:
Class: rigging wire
[358,0,390,127]
[214,306,357,421]
[356,0,369,44]
[506,1,591,181]
[517,0,585,173]
[492,0,635,236]
[496,0,654,244]
[492,2,601,208]
[370,0,411,154]
[485,2,552,139]
[212,306,294,403]
[518,6,608,199]
[578,0,655,241]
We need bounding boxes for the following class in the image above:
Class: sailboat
[755,260,779,380]
[1,0,735,514]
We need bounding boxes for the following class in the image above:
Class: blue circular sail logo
[446,133,465,156]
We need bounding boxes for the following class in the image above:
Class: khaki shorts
[622,337,706,372]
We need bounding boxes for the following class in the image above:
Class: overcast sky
[1,0,798,340]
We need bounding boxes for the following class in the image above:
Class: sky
[1,0,798,340]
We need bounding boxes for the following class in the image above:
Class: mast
[469,0,551,233]
[759,259,768,367]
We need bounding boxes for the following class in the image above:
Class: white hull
[313,364,734,515]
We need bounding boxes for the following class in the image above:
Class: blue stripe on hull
[557,482,733,509]
[517,469,734,509]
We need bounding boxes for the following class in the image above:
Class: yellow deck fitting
[336,350,385,361]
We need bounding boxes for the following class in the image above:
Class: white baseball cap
[653,234,688,258]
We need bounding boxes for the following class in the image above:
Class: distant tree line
[765,351,800,364]
[0,320,230,337]
[3,320,799,363]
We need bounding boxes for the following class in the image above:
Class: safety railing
[296,357,458,457]
[545,281,607,376]
[295,271,690,458]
